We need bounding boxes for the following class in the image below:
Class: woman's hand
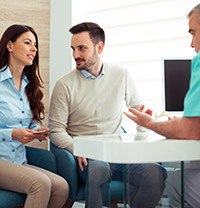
[12,127,49,143]
[32,127,50,141]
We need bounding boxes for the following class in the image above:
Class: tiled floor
[72,202,84,208]
[72,203,127,208]
[72,199,171,208]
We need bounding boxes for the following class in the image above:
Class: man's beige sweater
[49,63,142,153]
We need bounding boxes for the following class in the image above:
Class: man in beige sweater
[49,22,167,208]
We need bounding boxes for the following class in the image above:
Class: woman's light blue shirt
[0,67,39,164]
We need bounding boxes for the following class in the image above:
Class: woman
[0,24,69,208]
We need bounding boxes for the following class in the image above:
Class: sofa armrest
[50,143,79,201]
[26,146,57,173]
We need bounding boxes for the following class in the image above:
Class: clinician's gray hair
[187,3,200,23]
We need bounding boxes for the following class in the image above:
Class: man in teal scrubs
[124,3,200,208]
[165,52,200,208]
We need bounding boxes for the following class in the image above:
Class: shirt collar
[80,66,105,80]
[0,66,12,82]
[0,66,29,84]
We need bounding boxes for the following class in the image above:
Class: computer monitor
[162,58,191,113]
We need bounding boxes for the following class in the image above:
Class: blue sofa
[0,146,58,208]
[50,143,125,208]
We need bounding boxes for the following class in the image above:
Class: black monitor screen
[163,59,191,111]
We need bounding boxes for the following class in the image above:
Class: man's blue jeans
[78,160,167,208]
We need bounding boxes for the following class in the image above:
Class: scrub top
[184,51,200,117]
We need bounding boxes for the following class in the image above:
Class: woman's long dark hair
[0,24,45,123]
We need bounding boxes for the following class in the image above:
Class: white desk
[74,131,200,208]
[74,131,200,164]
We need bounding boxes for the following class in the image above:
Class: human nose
[190,38,194,48]
[73,49,80,59]
[31,44,37,52]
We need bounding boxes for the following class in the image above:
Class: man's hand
[76,156,88,171]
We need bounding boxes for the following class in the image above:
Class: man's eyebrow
[71,44,87,49]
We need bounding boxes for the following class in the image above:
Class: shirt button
[20,98,23,101]
[20,121,22,124]
[22,111,24,114]
[12,149,15,152]
[2,138,5,141]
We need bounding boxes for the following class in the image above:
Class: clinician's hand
[139,104,153,116]
[124,107,154,129]
[76,156,88,171]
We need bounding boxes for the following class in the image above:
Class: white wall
[71,0,200,112]
[70,0,200,133]
[49,0,199,111]
[49,0,72,95]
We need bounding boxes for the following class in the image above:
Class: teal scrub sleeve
[184,52,200,117]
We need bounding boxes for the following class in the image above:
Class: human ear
[6,41,13,52]
[97,41,104,54]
